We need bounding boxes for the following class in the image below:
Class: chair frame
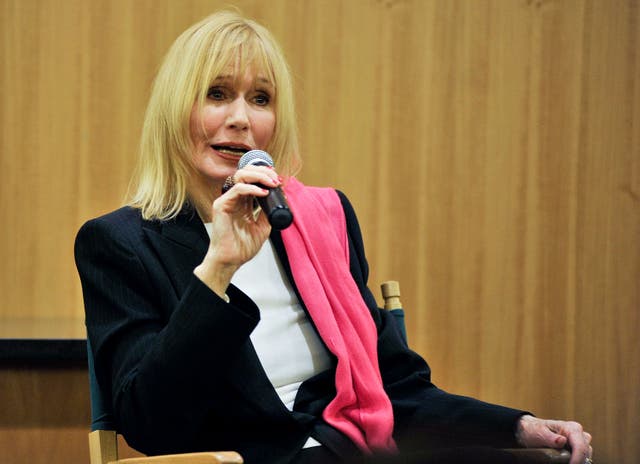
[88,428,243,464]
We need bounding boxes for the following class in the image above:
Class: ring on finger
[221,175,236,194]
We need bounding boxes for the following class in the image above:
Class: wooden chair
[380,281,571,464]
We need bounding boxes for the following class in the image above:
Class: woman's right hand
[193,165,281,298]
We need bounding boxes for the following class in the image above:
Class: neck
[187,181,220,223]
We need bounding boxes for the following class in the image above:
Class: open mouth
[212,145,248,156]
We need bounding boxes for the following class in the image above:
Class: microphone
[238,150,294,230]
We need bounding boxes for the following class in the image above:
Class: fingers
[217,166,281,222]
[222,181,269,206]
[546,420,592,464]
[516,416,593,464]
[228,165,280,191]
[562,422,592,464]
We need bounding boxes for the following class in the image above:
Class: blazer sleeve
[336,191,527,449]
[75,212,261,453]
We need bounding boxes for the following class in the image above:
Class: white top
[204,223,330,447]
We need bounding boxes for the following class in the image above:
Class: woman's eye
[253,93,271,106]
[207,87,225,100]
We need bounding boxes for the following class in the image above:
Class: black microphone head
[238,150,274,169]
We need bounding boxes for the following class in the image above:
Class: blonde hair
[128,10,301,220]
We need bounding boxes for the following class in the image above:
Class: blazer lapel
[142,206,208,298]
[144,208,293,303]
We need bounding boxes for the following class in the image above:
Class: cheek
[190,106,224,141]
[255,113,276,148]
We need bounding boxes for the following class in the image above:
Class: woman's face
[189,66,276,192]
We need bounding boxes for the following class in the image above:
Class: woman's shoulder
[80,205,145,230]
[75,206,152,249]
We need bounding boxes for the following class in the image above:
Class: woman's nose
[226,98,250,131]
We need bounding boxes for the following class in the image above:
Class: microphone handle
[257,185,293,230]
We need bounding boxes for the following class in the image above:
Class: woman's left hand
[515,414,593,464]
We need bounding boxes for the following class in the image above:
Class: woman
[75,11,593,464]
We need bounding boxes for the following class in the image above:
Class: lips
[212,145,247,154]
[210,143,250,161]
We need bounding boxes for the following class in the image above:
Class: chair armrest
[116,452,243,464]
[89,429,243,464]
[504,448,571,464]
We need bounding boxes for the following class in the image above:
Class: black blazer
[75,192,525,464]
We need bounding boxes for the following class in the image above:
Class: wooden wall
[1,0,638,463]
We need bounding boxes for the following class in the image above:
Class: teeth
[213,146,246,156]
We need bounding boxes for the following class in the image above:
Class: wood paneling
[1,1,638,462]
[0,365,89,464]
[0,365,143,463]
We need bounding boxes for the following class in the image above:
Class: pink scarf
[281,178,397,454]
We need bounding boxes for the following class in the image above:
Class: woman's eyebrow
[210,74,274,89]
[256,77,274,88]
